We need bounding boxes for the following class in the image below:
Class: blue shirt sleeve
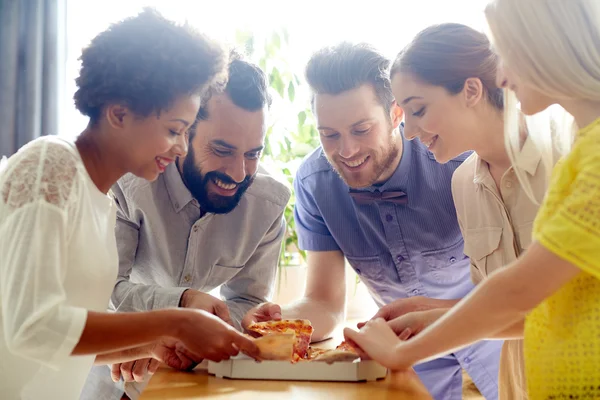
[293,174,340,252]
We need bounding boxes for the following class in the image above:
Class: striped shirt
[294,126,502,400]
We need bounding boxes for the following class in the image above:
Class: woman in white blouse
[0,9,258,400]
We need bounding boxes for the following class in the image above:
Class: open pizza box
[208,355,387,382]
[208,319,387,382]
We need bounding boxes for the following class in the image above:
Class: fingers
[343,327,360,345]
[388,316,411,336]
[371,304,392,321]
[231,331,259,359]
[132,358,150,382]
[121,360,136,382]
[214,301,233,327]
[398,328,412,341]
[111,363,122,383]
[263,302,282,321]
[147,359,161,375]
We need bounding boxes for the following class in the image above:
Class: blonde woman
[345,0,600,398]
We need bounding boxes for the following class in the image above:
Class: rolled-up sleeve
[293,174,340,252]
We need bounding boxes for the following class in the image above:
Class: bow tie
[349,189,408,205]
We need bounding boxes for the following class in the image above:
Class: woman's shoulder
[1,137,83,210]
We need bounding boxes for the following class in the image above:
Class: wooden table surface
[139,327,432,400]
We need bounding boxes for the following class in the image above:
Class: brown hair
[391,23,503,110]
[305,42,394,114]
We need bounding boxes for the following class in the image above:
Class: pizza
[247,319,314,359]
[248,319,359,364]
[253,333,296,360]
[336,340,358,353]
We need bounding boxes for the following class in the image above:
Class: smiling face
[314,84,404,188]
[111,94,201,181]
[392,72,487,163]
[178,93,266,214]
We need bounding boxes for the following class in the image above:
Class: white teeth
[156,157,169,167]
[422,137,436,149]
[343,156,368,168]
[215,178,237,190]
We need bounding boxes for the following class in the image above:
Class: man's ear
[105,104,130,130]
[390,101,404,128]
[463,77,484,108]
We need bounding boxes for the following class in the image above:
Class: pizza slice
[313,349,360,363]
[335,340,359,353]
[247,319,314,359]
[253,333,296,361]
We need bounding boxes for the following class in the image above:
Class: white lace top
[0,137,118,399]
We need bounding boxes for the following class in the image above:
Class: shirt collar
[164,163,197,213]
[473,135,542,186]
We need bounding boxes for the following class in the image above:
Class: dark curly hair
[196,50,271,122]
[74,8,227,123]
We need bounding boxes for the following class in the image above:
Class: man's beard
[181,148,254,214]
[328,136,400,189]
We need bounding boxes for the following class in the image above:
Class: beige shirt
[451,138,549,400]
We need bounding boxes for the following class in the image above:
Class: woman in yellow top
[345,0,600,398]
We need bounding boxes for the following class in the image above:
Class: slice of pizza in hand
[247,319,314,359]
[253,333,296,361]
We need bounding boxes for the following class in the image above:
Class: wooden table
[139,331,432,400]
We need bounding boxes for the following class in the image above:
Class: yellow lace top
[526,117,600,399]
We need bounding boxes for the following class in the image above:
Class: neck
[559,99,600,129]
[75,125,126,194]
[473,109,511,172]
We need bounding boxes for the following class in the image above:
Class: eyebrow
[211,140,236,150]
[401,96,424,105]
[170,118,191,127]
[247,145,264,153]
[317,118,374,131]
[211,140,264,153]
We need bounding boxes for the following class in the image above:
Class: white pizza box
[208,355,387,382]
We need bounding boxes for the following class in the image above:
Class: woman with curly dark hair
[0,8,258,399]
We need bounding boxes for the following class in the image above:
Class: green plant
[235,29,319,267]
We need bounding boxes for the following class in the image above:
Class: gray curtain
[0,0,66,157]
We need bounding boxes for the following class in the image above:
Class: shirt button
[183,274,192,283]
[193,226,198,233]
[412,289,418,295]
[450,257,457,263]
[396,255,404,262]
[464,357,471,364]
[385,214,393,222]
[505,181,512,188]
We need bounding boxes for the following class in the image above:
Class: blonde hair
[485,0,600,203]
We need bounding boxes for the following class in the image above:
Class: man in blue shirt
[281,43,502,399]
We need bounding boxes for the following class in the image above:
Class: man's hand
[111,339,199,383]
[357,296,459,329]
[241,302,282,335]
[180,290,233,326]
